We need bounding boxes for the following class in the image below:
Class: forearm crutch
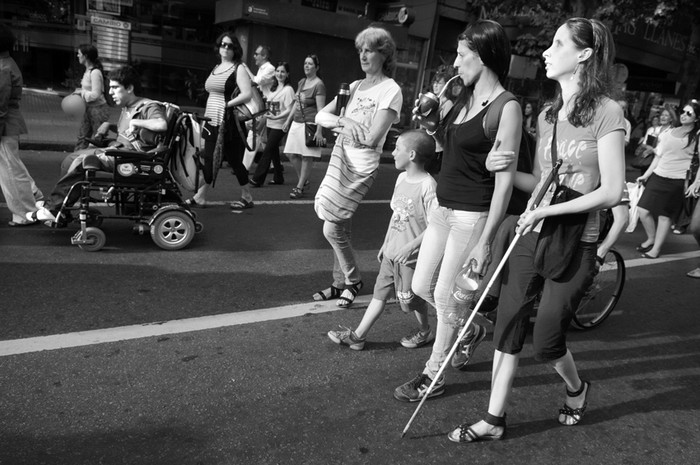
[401,159,562,438]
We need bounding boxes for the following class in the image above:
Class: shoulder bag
[532,120,589,280]
[675,138,700,230]
[228,63,266,151]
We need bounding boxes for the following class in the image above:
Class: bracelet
[336,117,343,128]
[426,129,436,136]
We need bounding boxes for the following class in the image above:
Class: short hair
[257,45,271,60]
[215,32,243,63]
[355,26,397,75]
[306,54,321,78]
[399,130,436,166]
[0,23,16,53]
[108,66,141,94]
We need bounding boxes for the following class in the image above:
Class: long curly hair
[545,18,616,127]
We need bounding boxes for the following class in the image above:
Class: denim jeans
[411,206,487,380]
[323,219,361,288]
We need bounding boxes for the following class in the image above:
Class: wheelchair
[55,103,204,252]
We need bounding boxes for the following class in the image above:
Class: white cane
[401,159,563,438]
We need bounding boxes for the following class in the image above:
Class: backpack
[99,68,115,106]
[482,92,536,215]
[170,112,206,192]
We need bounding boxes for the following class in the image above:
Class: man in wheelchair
[27,65,168,225]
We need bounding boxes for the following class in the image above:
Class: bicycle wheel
[571,249,625,330]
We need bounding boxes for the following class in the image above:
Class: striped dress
[204,63,237,127]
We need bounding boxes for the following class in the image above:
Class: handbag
[631,144,654,169]
[533,120,589,280]
[230,64,266,122]
[297,81,327,147]
[228,64,266,151]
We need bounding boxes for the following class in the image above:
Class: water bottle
[446,261,480,328]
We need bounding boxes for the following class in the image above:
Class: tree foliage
[468,0,700,58]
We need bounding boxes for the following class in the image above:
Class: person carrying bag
[533,120,588,279]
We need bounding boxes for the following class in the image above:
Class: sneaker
[400,328,433,349]
[327,326,366,350]
[451,323,486,370]
[393,373,445,402]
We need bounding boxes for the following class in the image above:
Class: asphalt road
[1,150,699,464]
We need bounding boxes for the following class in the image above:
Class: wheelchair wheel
[78,227,106,252]
[571,249,625,330]
[150,210,195,250]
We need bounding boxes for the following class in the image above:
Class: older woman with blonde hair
[313,26,403,310]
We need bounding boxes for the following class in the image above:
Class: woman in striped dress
[188,33,254,210]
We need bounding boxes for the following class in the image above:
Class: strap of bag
[230,63,257,152]
[551,119,560,186]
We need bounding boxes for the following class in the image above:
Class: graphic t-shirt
[342,78,402,154]
[530,98,626,242]
[382,172,438,263]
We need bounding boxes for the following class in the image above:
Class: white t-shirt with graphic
[382,172,438,263]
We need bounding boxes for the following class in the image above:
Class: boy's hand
[394,244,415,265]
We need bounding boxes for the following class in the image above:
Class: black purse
[533,120,589,280]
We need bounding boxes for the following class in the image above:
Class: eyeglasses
[219,42,234,50]
[682,110,695,117]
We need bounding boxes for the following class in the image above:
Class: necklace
[212,63,234,75]
[478,86,499,107]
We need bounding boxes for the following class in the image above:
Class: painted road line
[0,295,372,357]
[0,251,698,357]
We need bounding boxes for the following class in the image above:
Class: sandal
[230,199,254,211]
[312,285,343,302]
[448,413,506,443]
[558,380,591,426]
[289,187,304,199]
[336,281,363,308]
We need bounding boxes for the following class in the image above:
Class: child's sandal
[312,285,343,302]
[336,281,363,308]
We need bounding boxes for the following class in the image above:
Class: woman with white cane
[446,18,626,443]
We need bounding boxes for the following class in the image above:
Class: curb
[20,142,74,152]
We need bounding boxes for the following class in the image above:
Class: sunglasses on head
[682,109,695,117]
[219,42,234,50]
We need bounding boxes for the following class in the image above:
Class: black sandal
[312,286,343,302]
[558,380,590,426]
[448,413,506,443]
[336,281,363,308]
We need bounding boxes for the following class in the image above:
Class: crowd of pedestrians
[3,14,700,447]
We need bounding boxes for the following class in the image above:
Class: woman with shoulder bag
[452,18,626,443]
[283,54,326,199]
[313,26,402,308]
[187,33,255,210]
[73,44,110,151]
[250,62,295,186]
[635,101,700,257]
[632,108,677,175]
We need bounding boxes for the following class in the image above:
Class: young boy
[327,130,438,350]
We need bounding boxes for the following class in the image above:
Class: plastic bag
[625,182,644,233]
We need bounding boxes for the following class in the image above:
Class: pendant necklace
[479,86,499,107]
